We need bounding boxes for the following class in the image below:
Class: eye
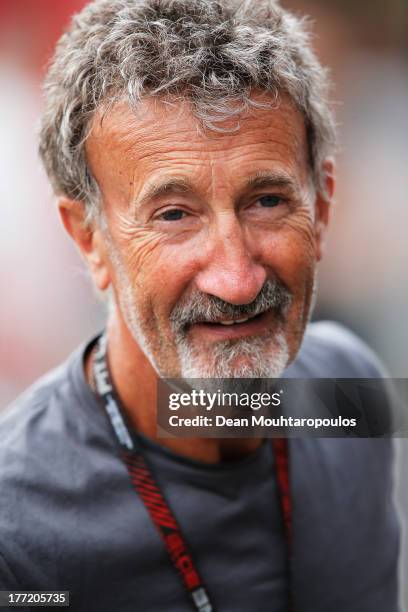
[159,208,185,221]
[258,195,283,208]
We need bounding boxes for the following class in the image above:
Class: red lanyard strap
[92,335,292,611]
[271,437,292,547]
[124,451,213,611]
[272,437,293,612]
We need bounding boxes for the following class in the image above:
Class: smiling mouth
[188,309,273,341]
[198,310,265,326]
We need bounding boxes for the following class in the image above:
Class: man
[0,0,400,610]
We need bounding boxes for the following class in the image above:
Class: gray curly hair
[39,0,336,220]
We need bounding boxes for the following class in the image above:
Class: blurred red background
[1,0,406,405]
[0,0,407,604]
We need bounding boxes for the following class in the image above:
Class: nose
[195,214,267,305]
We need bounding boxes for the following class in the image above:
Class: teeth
[219,316,250,326]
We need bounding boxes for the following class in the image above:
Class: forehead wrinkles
[90,94,307,149]
[86,95,310,200]
[89,98,197,152]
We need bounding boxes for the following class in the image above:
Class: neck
[86,309,262,463]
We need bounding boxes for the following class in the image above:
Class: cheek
[258,218,317,288]
[150,245,206,319]
[111,222,203,318]
[257,222,317,356]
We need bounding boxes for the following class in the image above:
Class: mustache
[169,278,292,332]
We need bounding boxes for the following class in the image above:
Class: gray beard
[175,330,289,378]
[169,278,293,378]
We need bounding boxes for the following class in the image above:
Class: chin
[176,332,290,379]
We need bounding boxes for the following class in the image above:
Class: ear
[58,198,111,291]
[314,158,335,262]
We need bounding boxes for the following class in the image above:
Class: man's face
[85,95,328,378]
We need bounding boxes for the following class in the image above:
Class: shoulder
[286,320,388,378]
[1,360,74,444]
[0,341,101,451]
[0,338,113,480]
[0,340,115,589]
[0,359,72,587]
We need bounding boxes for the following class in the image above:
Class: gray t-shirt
[0,322,400,611]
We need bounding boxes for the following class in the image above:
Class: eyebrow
[245,170,299,194]
[134,169,299,210]
[136,178,193,209]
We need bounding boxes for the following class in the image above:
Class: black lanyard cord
[92,334,292,612]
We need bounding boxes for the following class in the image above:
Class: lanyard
[92,334,292,611]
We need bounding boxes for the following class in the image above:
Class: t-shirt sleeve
[289,320,389,378]
[0,552,20,589]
